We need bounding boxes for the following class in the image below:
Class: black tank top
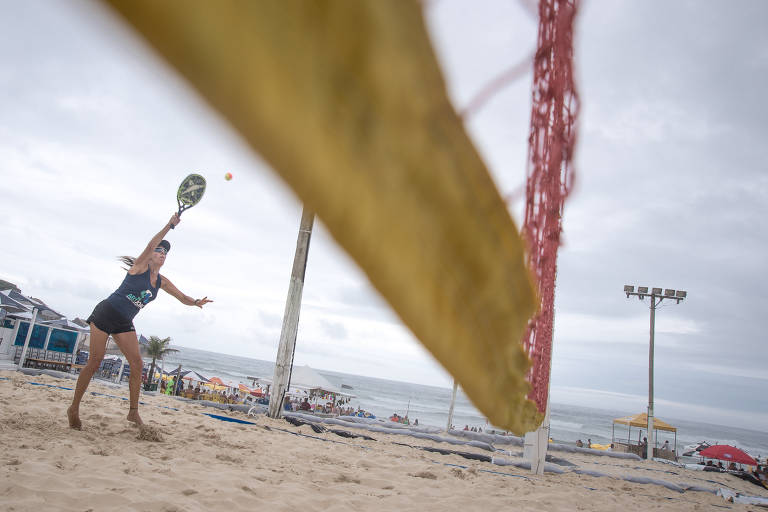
[106,268,161,320]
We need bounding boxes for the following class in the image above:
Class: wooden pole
[268,206,315,418]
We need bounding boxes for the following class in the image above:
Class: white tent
[287,365,354,398]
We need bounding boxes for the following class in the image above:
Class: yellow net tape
[103,0,541,434]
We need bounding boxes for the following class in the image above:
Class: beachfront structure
[0,286,90,371]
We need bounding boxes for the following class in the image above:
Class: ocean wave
[550,420,583,431]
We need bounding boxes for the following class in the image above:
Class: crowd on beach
[388,412,418,425]
[282,396,355,415]
[157,378,257,404]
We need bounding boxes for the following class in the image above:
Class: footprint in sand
[335,474,361,484]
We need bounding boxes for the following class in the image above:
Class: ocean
[156,345,768,460]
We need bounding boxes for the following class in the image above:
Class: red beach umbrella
[699,445,757,466]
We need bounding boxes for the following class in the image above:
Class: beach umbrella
[203,376,228,391]
[699,445,757,466]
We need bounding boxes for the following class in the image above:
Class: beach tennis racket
[171,173,206,229]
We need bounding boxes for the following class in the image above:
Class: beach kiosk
[612,413,677,460]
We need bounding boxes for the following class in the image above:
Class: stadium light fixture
[622,283,687,460]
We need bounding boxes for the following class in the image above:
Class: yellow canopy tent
[613,413,676,432]
[612,413,677,456]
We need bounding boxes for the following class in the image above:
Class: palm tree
[144,336,178,391]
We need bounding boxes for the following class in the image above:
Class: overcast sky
[1,1,766,431]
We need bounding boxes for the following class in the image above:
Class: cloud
[319,319,348,340]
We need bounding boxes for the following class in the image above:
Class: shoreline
[2,370,767,511]
[18,359,768,456]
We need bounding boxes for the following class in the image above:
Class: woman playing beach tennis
[67,213,212,429]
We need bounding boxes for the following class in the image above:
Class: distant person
[414,419,419,426]
[576,439,584,448]
[165,377,174,396]
[587,439,592,449]
[641,437,648,458]
[662,440,670,452]
[299,398,311,411]
[67,213,212,430]
[463,425,469,431]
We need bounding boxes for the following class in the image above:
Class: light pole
[623,285,687,460]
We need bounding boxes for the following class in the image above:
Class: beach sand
[1,371,765,511]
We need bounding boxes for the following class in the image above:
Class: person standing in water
[67,213,212,429]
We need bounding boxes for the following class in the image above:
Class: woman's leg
[112,331,144,426]
[68,323,108,429]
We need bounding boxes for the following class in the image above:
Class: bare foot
[67,406,82,430]
[127,408,143,426]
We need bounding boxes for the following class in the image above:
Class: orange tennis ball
[224,172,232,181]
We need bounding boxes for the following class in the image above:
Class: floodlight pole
[648,294,658,460]
[623,286,686,460]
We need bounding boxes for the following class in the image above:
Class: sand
[1,371,765,512]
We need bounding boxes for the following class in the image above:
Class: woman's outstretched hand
[194,296,213,308]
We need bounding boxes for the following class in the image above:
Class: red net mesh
[522,0,580,413]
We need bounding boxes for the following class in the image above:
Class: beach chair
[75,351,89,365]
[98,359,111,378]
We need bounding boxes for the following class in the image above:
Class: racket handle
[171,209,181,229]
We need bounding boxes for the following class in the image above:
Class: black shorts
[87,300,135,335]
